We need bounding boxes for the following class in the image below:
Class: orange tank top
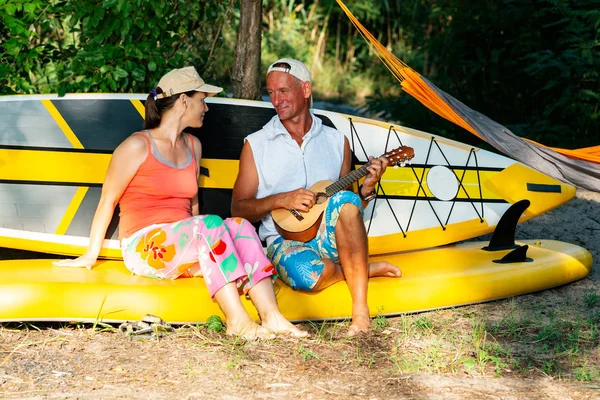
[118,132,198,240]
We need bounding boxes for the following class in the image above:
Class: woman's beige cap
[156,66,223,99]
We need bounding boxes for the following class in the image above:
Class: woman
[54,66,307,340]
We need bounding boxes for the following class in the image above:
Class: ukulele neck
[325,164,370,197]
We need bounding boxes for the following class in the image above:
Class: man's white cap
[155,66,222,100]
[267,58,312,107]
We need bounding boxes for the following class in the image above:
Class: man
[231,58,401,336]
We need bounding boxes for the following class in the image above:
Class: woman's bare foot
[226,319,275,341]
[368,261,401,278]
[261,312,309,338]
[346,308,371,337]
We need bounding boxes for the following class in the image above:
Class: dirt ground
[1,190,599,399]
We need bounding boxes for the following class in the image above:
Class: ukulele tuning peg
[400,161,406,167]
[393,164,399,169]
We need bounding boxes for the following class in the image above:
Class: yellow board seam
[130,99,145,118]
[41,100,84,149]
[55,187,89,235]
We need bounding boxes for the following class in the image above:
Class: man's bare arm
[231,141,316,221]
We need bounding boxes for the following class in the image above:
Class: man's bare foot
[346,309,371,337]
[226,320,275,341]
[262,312,309,338]
[368,261,401,278]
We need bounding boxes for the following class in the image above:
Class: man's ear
[303,81,312,99]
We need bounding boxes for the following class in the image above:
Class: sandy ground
[0,190,599,399]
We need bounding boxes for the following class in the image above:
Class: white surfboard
[0,94,575,258]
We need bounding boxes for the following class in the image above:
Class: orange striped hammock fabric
[337,0,600,192]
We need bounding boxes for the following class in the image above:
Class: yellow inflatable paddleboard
[0,240,591,323]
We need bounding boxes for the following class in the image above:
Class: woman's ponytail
[142,88,197,130]
[143,87,164,129]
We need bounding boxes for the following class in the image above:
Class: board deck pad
[0,95,576,257]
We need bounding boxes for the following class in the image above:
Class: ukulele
[272,146,415,242]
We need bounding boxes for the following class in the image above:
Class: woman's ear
[180,93,188,107]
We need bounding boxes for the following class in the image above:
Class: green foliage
[1,0,233,95]
[261,0,406,104]
[366,0,600,149]
[205,315,224,333]
[1,0,597,149]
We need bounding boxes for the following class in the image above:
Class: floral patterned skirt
[121,215,276,297]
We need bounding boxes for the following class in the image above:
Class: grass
[383,287,600,380]
[308,319,345,343]
[1,286,599,394]
[373,307,388,332]
[297,344,319,361]
[583,289,599,308]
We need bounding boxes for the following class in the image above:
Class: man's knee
[339,202,362,219]
[330,191,363,219]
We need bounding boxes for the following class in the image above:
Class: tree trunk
[232,0,262,100]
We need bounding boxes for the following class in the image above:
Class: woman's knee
[191,215,229,234]
[196,214,224,225]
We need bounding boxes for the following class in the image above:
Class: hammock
[337,0,600,192]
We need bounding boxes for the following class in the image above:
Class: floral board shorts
[121,215,276,297]
[266,191,363,291]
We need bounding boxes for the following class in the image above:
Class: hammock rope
[336,0,600,192]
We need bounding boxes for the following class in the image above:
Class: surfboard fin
[493,245,533,264]
[482,199,531,251]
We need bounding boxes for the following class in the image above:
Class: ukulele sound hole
[315,193,327,204]
[289,209,304,221]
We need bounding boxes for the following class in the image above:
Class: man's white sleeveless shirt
[245,113,345,246]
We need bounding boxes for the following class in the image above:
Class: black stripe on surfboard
[65,187,119,240]
[197,189,510,207]
[0,145,113,154]
[48,99,338,159]
[0,180,505,210]
[382,194,508,203]
[0,180,103,187]
[0,179,509,204]
[404,164,504,172]
[51,99,143,150]
[526,183,562,193]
